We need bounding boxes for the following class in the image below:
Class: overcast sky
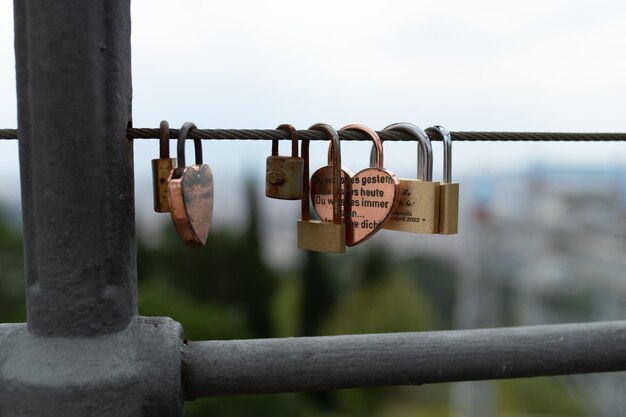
[1,1,626,210]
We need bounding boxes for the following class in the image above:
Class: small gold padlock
[167,122,214,248]
[265,124,304,200]
[426,125,459,235]
[152,120,176,212]
[382,122,440,234]
[297,123,345,253]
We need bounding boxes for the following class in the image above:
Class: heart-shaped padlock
[311,124,399,246]
[167,122,214,248]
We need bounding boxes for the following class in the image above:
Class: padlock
[337,124,400,246]
[167,122,214,248]
[152,120,176,212]
[310,139,353,224]
[426,125,459,235]
[382,122,440,234]
[297,123,346,253]
[265,124,304,200]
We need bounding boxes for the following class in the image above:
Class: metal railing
[1,1,625,416]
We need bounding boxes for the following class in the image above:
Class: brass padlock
[382,122,440,234]
[426,125,459,235]
[265,124,304,200]
[167,122,214,248]
[297,123,345,253]
[152,120,176,212]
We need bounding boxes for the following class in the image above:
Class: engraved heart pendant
[167,122,214,248]
[312,166,398,246]
[343,168,398,245]
[168,164,214,247]
[311,124,399,246]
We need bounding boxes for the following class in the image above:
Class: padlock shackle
[425,125,452,183]
[177,122,202,169]
[308,123,342,224]
[159,120,170,159]
[274,124,299,157]
[300,138,311,221]
[339,124,384,168]
[384,123,432,181]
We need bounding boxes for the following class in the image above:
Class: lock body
[265,155,304,200]
[438,182,459,234]
[298,123,345,253]
[297,220,346,253]
[168,164,214,248]
[152,157,176,213]
[383,179,440,234]
[167,122,214,248]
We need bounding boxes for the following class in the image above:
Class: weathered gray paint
[183,321,626,398]
[5,2,186,416]
[4,1,626,415]
[14,0,136,337]
[0,317,184,417]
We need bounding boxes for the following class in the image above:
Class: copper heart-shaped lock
[312,124,399,246]
[310,165,352,223]
[168,122,214,248]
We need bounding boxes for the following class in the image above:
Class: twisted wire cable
[1,128,626,142]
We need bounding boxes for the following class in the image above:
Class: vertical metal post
[13,0,136,336]
[5,6,183,415]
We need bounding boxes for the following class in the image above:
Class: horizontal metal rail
[182,321,626,398]
[1,128,626,142]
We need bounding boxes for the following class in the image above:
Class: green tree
[137,177,277,339]
[0,207,25,323]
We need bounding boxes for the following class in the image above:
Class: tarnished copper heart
[312,166,399,246]
[168,164,214,247]
[310,166,352,223]
[344,168,399,246]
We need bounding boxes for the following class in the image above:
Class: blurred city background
[1,1,626,416]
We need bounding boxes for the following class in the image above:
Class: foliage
[499,377,585,415]
[0,193,591,417]
[0,207,25,323]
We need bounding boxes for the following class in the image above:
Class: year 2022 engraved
[389,187,425,223]
[383,180,440,234]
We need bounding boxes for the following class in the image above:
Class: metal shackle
[340,124,384,168]
[159,120,170,158]
[384,123,432,181]
[273,124,299,157]
[300,137,311,221]
[425,125,452,183]
[310,123,342,224]
[176,122,202,169]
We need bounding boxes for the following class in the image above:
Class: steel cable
[1,128,626,142]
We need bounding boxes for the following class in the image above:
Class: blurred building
[453,166,626,417]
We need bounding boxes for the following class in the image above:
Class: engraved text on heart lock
[168,122,214,247]
[311,165,352,223]
[311,124,399,246]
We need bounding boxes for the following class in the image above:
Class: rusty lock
[265,124,304,200]
[152,120,176,213]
